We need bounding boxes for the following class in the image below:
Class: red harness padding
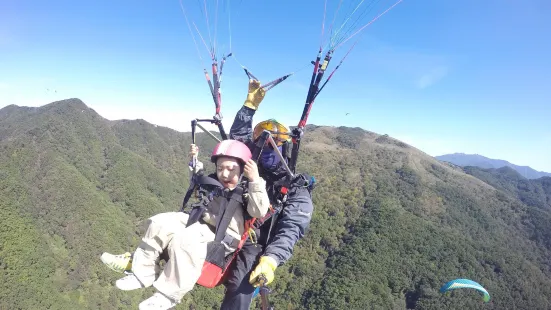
[189,182,260,288]
[197,201,282,287]
[186,176,282,288]
[196,198,285,288]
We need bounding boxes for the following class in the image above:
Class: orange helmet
[253,119,291,146]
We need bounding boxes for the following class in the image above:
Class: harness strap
[181,176,198,212]
[187,205,207,228]
[213,186,244,243]
[215,217,256,274]
[184,175,225,228]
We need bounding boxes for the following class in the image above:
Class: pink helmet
[211,139,252,164]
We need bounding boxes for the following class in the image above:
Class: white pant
[131,212,216,302]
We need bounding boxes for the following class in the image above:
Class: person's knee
[224,266,256,297]
[169,229,205,257]
[142,212,171,235]
[224,276,241,293]
[142,212,188,247]
[148,212,181,226]
[170,230,187,248]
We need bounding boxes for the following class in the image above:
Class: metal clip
[248,227,258,245]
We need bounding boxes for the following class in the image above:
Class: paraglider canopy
[440,278,491,302]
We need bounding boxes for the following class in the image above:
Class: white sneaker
[115,274,145,291]
[139,292,177,310]
[100,252,132,274]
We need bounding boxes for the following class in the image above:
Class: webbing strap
[183,175,225,227]
[181,177,197,211]
[213,186,244,243]
[182,175,224,210]
[219,217,255,273]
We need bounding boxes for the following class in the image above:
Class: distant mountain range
[435,153,551,179]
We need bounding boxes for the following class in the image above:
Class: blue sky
[1,0,550,172]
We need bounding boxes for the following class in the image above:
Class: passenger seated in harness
[100,139,270,310]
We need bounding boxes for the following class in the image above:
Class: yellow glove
[249,256,277,287]
[243,79,266,110]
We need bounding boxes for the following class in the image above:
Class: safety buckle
[248,227,258,246]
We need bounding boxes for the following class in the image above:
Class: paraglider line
[228,0,233,52]
[325,0,344,50]
[203,0,214,52]
[331,0,365,49]
[336,0,404,50]
[213,0,220,54]
[320,0,328,49]
[231,55,250,77]
[193,21,214,59]
[332,0,383,48]
[179,0,203,62]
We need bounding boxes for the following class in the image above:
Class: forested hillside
[462,166,551,210]
[1,99,550,309]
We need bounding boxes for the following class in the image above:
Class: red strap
[221,218,256,273]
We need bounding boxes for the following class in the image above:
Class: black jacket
[229,106,313,265]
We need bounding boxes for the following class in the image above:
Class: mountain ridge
[435,152,550,179]
[1,99,551,309]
